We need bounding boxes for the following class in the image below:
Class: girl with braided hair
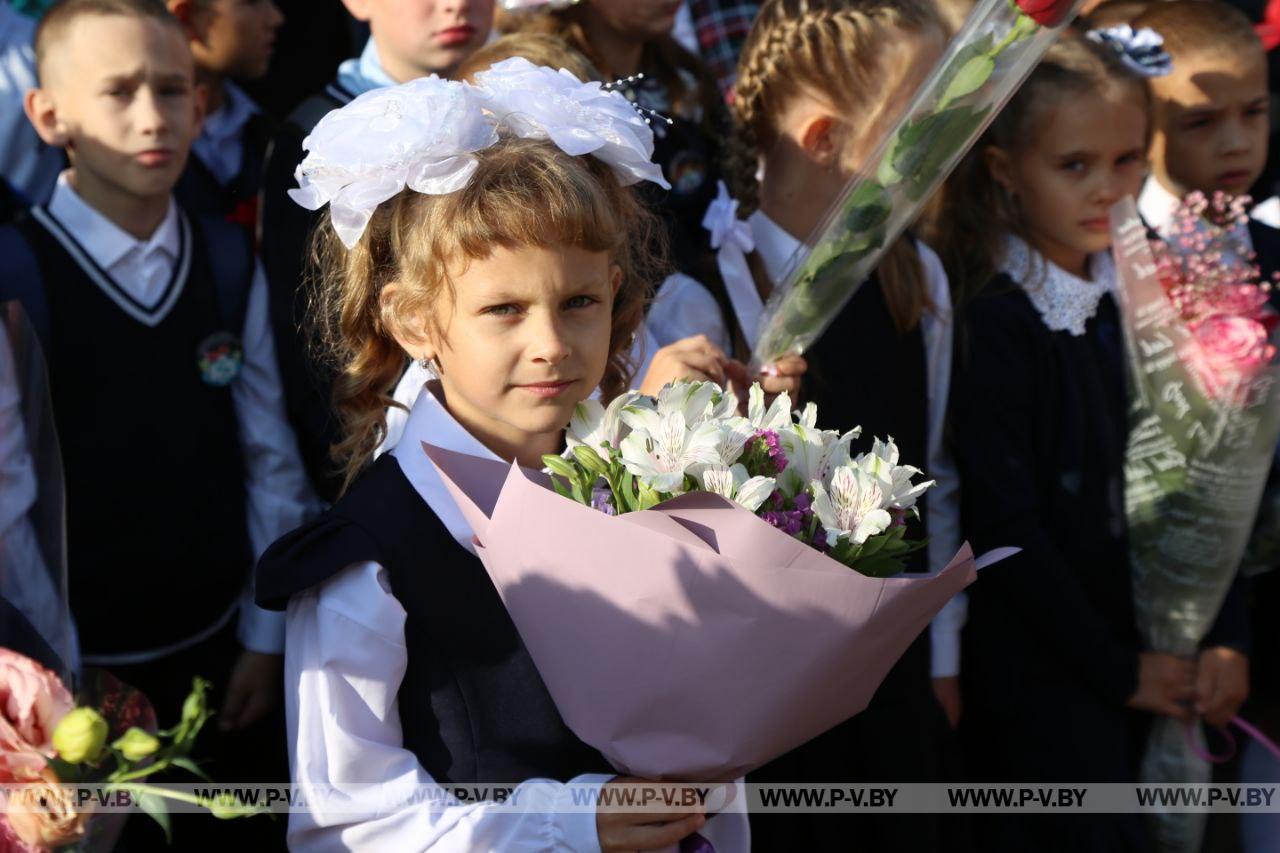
[652,0,965,849]
[651,0,966,848]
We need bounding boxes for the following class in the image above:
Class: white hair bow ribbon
[702,181,763,349]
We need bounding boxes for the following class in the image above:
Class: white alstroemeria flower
[811,465,894,546]
[654,380,720,427]
[746,384,793,431]
[777,424,857,496]
[564,390,647,455]
[853,436,934,511]
[710,384,740,420]
[619,408,723,493]
[700,464,776,512]
[795,402,820,429]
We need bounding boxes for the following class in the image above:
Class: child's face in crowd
[988,90,1148,276]
[27,14,202,204]
[343,0,495,81]
[582,0,683,39]
[185,0,284,81]
[418,244,620,462]
[1148,47,1269,199]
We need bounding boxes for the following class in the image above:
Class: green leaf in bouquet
[890,104,991,201]
[934,33,997,108]
[852,553,908,578]
[858,532,892,558]
[135,790,172,843]
[167,755,212,781]
[173,678,211,748]
[937,53,996,109]
[842,181,891,234]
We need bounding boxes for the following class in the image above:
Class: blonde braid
[728,0,942,331]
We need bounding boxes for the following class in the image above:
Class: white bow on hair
[289,58,671,248]
[702,181,764,350]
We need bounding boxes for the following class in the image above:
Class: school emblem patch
[196,332,245,387]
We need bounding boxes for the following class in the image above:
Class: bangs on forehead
[429,138,627,265]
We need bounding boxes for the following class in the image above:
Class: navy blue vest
[7,208,253,656]
[257,455,615,784]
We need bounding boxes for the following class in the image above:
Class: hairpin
[602,74,675,127]
[1086,25,1174,78]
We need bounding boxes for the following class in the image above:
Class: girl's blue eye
[1060,160,1085,173]
[483,304,520,316]
[565,295,598,310]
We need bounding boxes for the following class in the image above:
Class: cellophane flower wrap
[422,382,1009,780]
[1109,196,1280,853]
[751,0,1082,366]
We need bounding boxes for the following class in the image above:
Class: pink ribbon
[1184,715,1280,764]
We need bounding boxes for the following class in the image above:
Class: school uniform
[175,82,273,233]
[256,382,751,851]
[259,39,398,504]
[0,174,319,849]
[952,236,1249,852]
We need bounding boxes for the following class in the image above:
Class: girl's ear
[984,145,1016,195]
[798,115,839,168]
[382,282,437,362]
[609,264,622,300]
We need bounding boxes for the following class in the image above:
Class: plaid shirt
[689,0,760,97]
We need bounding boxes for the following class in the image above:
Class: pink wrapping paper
[424,442,996,781]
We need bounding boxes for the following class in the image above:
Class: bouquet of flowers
[421,381,1011,780]
[544,381,932,577]
[1154,191,1278,405]
[751,0,1081,366]
[1110,195,1280,853]
[1,650,263,852]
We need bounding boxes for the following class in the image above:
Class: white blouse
[286,384,750,851]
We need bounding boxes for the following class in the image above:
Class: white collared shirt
[44,174,320,660]
[286,384,750,852]
[191,82,259,186]
[745,210,967,678]
[0,5,62,205]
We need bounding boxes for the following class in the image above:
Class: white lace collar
[999,234,1114,336]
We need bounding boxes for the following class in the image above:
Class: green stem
[989,13,1034,57]
[107,782,207,809]
[108,758,172,784]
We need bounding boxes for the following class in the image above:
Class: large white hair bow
[290,59,670,248]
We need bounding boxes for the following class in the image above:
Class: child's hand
[723,356,807,413]
[1194,646,1249,727]
[596,776,707,852]
[639,335,727,394]
[1126,652,1196,721]
[757,355,807,400]
[219,650,283,732]
[932,676,962,729]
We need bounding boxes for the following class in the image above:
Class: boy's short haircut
[1081,0,1153,31]
[34,0,181,79]
[1133,0,1263,60]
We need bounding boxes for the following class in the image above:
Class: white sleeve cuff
[238,592,286,654]
[929,592,967,678]
[552,773,612,853]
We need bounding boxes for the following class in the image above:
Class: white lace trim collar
[999,235,1114,336]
